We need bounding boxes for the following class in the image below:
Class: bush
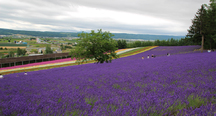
[45,45,53,54]
[17,48,27,56]
[65,46,72,49]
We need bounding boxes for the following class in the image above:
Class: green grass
[58,98,62,103]
[187,95,206,108]
[165,94,206,115]
[32,44,50,47]
[85,97,97,109]
[167,101,186,115]
[65,110,80,116]
[112,84,120,89]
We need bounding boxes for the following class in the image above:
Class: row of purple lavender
[0,46,215,115]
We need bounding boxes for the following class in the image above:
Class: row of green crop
[0,43,27,46]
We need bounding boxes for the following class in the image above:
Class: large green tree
[17,48,27,56]
[187,0,216,50]
[204,0,216,49]
[117,39,127,49]
[69,29,118,64]
[45,45,53,54]
[187,4,208,52]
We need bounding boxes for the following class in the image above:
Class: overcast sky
[0,0,210,36]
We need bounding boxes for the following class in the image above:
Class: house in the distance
[55,48,62,53]
[36,38,42,43]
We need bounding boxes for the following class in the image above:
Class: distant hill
[112,33,185,40]
[0,28,185,40]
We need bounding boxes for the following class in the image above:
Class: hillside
[0,28,185,40]
[1,46,215,116]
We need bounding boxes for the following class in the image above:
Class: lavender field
[0,46,216,116]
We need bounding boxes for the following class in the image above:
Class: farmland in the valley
[0,46,215,116]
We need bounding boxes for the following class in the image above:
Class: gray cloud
[0,0,210,36]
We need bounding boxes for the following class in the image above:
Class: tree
[60,44,66,50]
[186,1,216,51]
[9,51,14,57]
[117,39,127,49]
[187,4,208,52]
[0,53,3,58]
[17,48,27,56]
[45,45,53,54]
[204,0,216,49]
[69,29,118,64]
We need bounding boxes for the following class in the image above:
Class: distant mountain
[0,28,186,40]
[112,33,185,40]
[0,28,79,37]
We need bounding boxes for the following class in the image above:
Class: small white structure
[0,74,3,79]
[208,50,211,52]
[24,72,27,75]
[16,41,23,44]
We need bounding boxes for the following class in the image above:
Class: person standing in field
[142,56,144,59]
[152,54,154,58]
[147,55,149,59]
[0,74,3,79]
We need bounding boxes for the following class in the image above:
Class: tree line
[116,37,195,49]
